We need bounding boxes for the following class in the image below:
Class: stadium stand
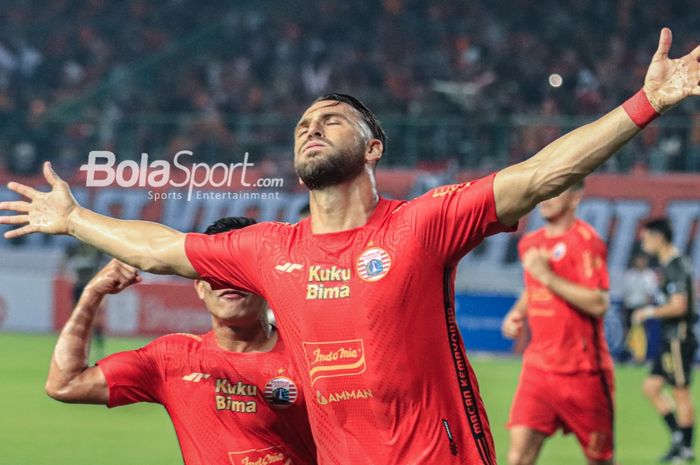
[1,0,699,172]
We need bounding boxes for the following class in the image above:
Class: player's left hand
[632,306,656,324]
[643,28,700,113]
[522,247,552,284]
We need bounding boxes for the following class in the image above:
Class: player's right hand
[84,259,142,296]
[0,161,80,239]
[502,310,525,339]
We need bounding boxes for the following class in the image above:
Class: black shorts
[651,338,697,388]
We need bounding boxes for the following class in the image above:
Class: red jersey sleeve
[97,340,166,408]
[575,234,610,290]
[407,173,517,265]
[184,224,264,294]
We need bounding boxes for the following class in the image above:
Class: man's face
[195,280,267,324]
[640,229,663,257]
[633,254,649,270]
[293,100,369,190]
[538,189,580,221]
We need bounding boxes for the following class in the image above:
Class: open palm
[644,28,700,112]
[0,161,80,238]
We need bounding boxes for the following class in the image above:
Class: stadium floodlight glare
[548,73,563,88]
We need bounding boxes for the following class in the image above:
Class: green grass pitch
[1,333,695,464]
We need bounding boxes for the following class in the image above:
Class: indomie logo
[302,339,367,386]
[228,447,290,465]
[313,347,359,363]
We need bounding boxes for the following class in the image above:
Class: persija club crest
[551,242,567,261]
[356,247,391,282]
[263,377,298,408]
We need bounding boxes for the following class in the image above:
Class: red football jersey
[519,218,614,373]
[97,331,317,465]
[185,173,515,465]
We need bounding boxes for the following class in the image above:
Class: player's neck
[544,211,576,236]
[212,318,276,353]
[658,244,679,265]
[308,169,379,234]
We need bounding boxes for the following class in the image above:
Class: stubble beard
[295,144,366,190]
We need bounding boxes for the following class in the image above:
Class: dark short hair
[314,93,386,154]
[203,217,256,235]
[642,217,673,243]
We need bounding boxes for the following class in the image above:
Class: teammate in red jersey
[3,29,700,464]
[501,183,614,465]
[44,217,317,465]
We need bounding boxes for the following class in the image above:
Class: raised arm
[0,162,196,277]
[494,28,700,225]
[45,260,141,404]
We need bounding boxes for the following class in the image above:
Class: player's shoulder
[668,255,692,275]
[227,220,297,246]
[247,221,295,234]
[214,220,295,235]
[186,221,293,244]
[385,198,409,216]
[145,332,206,351]
[572,219,605,246]
[263,220,295,229]
[397,174,495,211]
[519,228,544,247]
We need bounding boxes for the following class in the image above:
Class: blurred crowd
[1,0,700,175]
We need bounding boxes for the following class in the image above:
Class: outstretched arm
[45,260,141,404]
[494,28,700,225]
[0,162,197,277]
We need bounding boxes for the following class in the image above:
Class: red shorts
[508,365,615,461]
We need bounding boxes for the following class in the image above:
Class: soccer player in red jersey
[501,183,614,465]
[3,29,700,464]
[44,217,317,465]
